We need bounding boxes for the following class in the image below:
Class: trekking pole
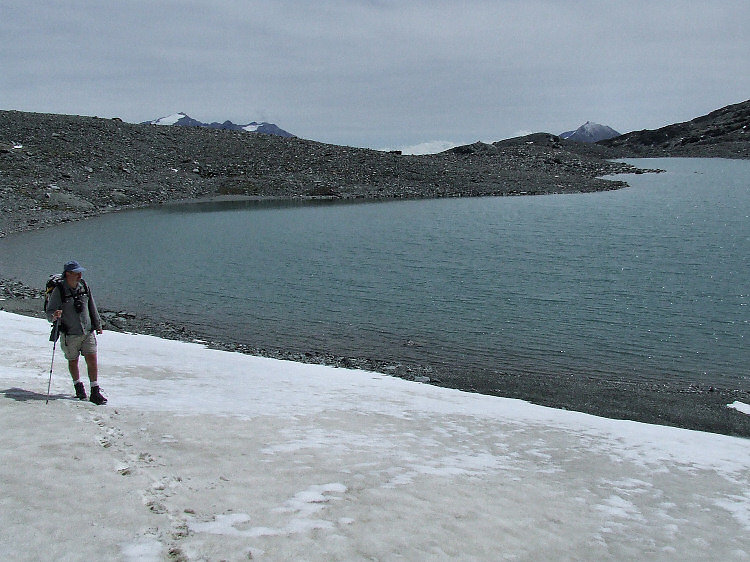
[46,320,60,405]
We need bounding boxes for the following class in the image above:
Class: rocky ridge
[2,100,748,238]
[0,110,640,237]
[601,98,750,157]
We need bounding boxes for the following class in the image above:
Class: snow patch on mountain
[150,112,189,126]
[143,113,293,137]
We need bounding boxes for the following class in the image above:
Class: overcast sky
[2,1,749,151]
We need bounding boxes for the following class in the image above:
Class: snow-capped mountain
[143,112,294,137]
[560,121,620,143]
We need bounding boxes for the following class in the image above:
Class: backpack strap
[57,280,88,303]
[59,281,70,302]
[63,279,89,299]
[44,276,90,312]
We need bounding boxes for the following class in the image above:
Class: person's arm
[46,285,63,323]
[88,289,103,333]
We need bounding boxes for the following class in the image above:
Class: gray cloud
[2,1,749,149]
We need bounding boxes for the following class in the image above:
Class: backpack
[43,274,89,312]
[43,274,64,313]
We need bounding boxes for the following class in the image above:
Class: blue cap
[63,260,86,273]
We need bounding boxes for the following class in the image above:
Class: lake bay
[1,158,747,389]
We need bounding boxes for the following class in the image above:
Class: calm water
[1,158,748,386]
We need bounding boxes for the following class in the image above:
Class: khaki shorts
[61,332,97,361]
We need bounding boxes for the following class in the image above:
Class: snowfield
[0,311,748,560]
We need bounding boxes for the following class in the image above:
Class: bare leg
[84,353,98,384]
[68,358,80,381]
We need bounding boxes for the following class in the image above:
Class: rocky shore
[0,109,649,237]
[3,100,747,238]
[2,277,749,438]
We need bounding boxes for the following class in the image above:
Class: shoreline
[2,278,748,438]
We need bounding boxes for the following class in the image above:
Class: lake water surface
[1,158,748,387]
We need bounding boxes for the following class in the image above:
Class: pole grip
[49,319,60,342]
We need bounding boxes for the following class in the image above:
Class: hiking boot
[89,386,107,405]
[74,381,87,400]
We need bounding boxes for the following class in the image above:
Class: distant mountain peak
[149,112,192,126]
[560,122,620,143]
[143,113,294,137]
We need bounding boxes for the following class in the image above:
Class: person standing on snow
[46,260,107,405]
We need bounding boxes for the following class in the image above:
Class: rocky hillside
[600,99,750,158]
[0,110,639,237]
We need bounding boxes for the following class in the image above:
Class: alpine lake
[1,158,748,407]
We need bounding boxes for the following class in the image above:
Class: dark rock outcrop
[600,99,750,158]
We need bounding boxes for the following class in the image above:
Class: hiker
[45,260,107,405]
